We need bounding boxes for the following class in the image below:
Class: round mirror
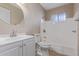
[0,3,24,25]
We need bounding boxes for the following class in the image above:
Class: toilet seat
[37,42,51,49]
[37,41,51,56]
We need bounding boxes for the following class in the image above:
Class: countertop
[0,35,34,46]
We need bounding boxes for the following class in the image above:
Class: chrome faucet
[10,29,17,37]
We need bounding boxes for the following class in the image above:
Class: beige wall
[0,3,45,34]
[45,4,74,20]
[21,3,45,34]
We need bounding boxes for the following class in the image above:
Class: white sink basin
[11,35,33,40]
[0,34,33,40]
[0,34,34,45]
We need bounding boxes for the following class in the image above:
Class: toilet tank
[34,34,41,43]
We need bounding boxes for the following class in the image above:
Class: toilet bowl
[37,42,51,56]
[34,34,51,56]
[34,34,41,43]
[37,42,51,49]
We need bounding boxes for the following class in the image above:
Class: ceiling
[40,3,68,10]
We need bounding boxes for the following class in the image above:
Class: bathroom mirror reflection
[0,3,24,25]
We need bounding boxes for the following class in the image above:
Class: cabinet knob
[43,36,47,39]
[20,45,22,48]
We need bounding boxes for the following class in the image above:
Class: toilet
[37,42,51,56]
[34,34,51,56]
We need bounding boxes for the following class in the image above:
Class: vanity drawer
[22,37,35,56]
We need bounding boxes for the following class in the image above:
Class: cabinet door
[0,41,22,56]
[23,38,35,56]
[0,47,20,56]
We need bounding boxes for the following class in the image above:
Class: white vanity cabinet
[0,36,35,56]
[23,38,35,56]
[0,41,22,56]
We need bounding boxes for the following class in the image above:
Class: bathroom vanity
[0,35,35,56]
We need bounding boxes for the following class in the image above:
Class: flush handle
[23,44,26,46]
[72,30,76,33]
[75,19,79,21]
[43,29,46,33]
